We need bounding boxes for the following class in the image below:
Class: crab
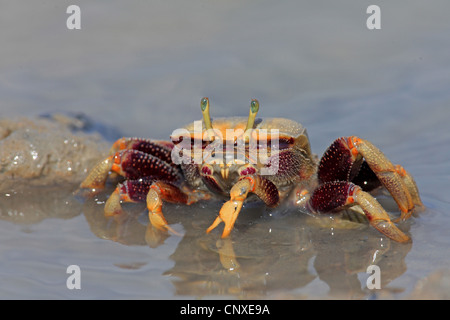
[79,98,423,243]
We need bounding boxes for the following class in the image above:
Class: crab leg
[109,138,175,166]
[319,136,422,220]
[79,148,182,194]
[112,149,182,181]
[394,164,423,208]
[79,156,114,193]
[146,182,210,232]
[146,181,190,234]
[105,177,209,233]
[206,175,279,238]
[104,177,156,216]
[349,137,422,219]
[309,181,410,242]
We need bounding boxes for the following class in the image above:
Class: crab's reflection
[82,188,412,299]
[0,185,412,299]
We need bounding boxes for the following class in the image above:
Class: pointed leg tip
[149,211,182,236]
[104,208,123,217]
[398,235,411,243]
[206,217,223,234]
[165,224,182,237]
[104,189,124,217]
[104,202,124,216]
[371,220,410,243]
[388,232,411,243]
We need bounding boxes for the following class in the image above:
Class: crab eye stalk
[245,99,259,132]
[200,97,213,131]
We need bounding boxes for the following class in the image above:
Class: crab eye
[201,97,209,111]
[200,97,214,132]
[250,99,259,113]
[245,99,260,133]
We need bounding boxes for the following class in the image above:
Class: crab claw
[207,177,254,238]
[207,200,244,238]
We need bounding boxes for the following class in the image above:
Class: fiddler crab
[79,98,423,243]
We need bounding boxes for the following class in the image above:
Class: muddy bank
[0,114,113,192]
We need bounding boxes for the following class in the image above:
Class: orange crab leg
[319,136,422,221]
[79,148,182,195]
[79,138,179,195]
[348,137,422,220]
[104,177,155,216]
[352,186,410,242]
[394,164,423,208]
[309,181,410,242]
[105,177,210,235]
[146,181,195,235]
[79,156,114,194]
[206,175,280,238]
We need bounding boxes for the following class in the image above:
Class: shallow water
[1,1,450,299]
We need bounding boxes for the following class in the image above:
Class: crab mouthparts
[218,160,245,180]
[220,164,230,180]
